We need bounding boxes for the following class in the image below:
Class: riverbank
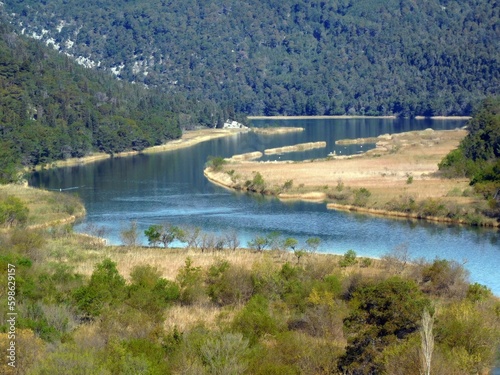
[0,184,86,229]
[204,128,499,227]
[33,128,249,170]
[2,185,499,375]
[250,127,304,134]
[248,115,472,120]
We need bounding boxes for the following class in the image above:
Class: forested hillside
[0,20,233,183]
[439,97,500,203]
[2,0,499,116]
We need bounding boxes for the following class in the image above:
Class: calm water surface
[29,118,500,295]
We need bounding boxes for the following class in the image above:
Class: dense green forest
[439,97,500,204]
[0,20,237,183]
[2,0,499,116]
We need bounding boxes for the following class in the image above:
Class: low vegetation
[0,191,499,374]
[0,185,85,228]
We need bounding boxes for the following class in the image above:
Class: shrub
[339,277,430,374]
[232,294,281,345]
[339,250,357,268]
[360,258,372,268]
[386,194,418,213]
[353,187,371,207]
[251,172,266,191]
[73,259,126,319]
[128,265,180,320]
[10,229,46,260]
[0,196,29,227]
[466,282,492,302]
[283,179,293,190]
[419,198,446,217]
[200,332,249,375]
[206,156,227,172]
[176,257,205,305]
[420,259,469,298]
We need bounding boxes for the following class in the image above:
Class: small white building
[223,119,247,129]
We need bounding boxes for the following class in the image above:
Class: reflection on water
[29,118,500,295]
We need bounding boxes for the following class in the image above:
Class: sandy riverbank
[264,141,327,155]
[248,115,398,120]
[250,127,304,134]
[33,128,248,170]
[204,128,498,227]
[248,115,471,120]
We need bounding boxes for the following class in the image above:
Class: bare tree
[214,235,226,252]
[382,243,411,274]
[225,230,240,251]
[200,232,216,253]
[184,226,201,250]
[120,221,139,247]
[420,308,434,375]
[83,222,108,248]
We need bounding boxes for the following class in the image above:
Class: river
[29,118,500,295]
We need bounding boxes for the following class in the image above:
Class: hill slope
[2,0,499,116]
[0,20,235,182]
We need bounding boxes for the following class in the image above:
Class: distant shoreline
[248,115,472,120]
[33,128,248,171]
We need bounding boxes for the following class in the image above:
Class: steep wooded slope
[0,20,228,182]
[2,0,499,116]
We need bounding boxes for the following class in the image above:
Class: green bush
[339,277,430,374]
[251,172,266,191]
[176,257,205,305]
[127,265,180,320]
[419,198,446,217]
[360,258,372,268]
[206,260,253,306]
[232,294,281,345]
[0,196,29,227]
[73,259,126,318]
[353,187,371,207]
[207,156,227,172]
[339,250,358,268]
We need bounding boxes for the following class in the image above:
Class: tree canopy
[2,0,498,117]
[439,97,500,201]
[0,19,234,182]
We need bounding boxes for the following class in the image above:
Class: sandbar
[34,128,248,170]
[264,141,327,155]
[204,128,498,227]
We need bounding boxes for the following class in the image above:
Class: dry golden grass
[251,127,304,135]
[0,184,85,228]
[220,129,466,190]
[164,304,238,332]
[61,237,388,283]
[206,129,496,225]
[70,245,300,280]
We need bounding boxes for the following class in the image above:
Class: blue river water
[29,118,500,295]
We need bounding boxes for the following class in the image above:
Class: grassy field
[205,128,498,226]
[0,184,85,229]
